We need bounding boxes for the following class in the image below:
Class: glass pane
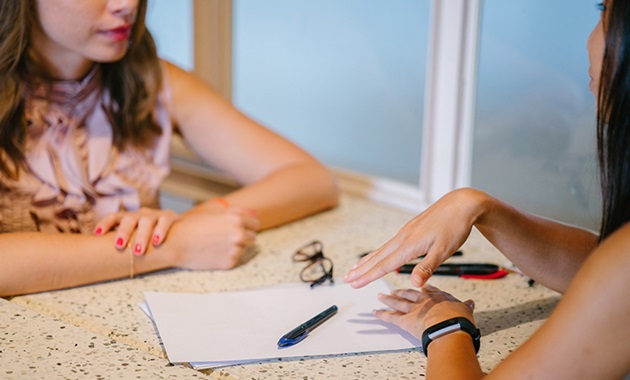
[472,0,602,230]
[232,0,430,185]
[146,0,194,71]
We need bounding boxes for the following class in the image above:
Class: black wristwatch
[421,317,481,357]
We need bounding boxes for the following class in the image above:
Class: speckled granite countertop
[0,300,208,379]
[3,194,560,379]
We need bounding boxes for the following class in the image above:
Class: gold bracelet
[129,250,135,279]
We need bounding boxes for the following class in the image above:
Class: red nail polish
[94,227,103,235]
[152,235,160,245]
[116,237,124,247]
[134,244,142,255]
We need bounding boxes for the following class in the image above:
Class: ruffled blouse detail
[0,66,173,233]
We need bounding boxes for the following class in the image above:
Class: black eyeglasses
[292,240,334,288]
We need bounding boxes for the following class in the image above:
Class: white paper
[144,280,421,367]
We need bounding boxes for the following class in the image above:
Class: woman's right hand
[344,188,491,288]
[165,206,260,270]
[94,207,180,256]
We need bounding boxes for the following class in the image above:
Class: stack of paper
[143,279,421,369]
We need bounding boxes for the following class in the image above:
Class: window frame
[182,0,481,212]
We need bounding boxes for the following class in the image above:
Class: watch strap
[421,317,480,357]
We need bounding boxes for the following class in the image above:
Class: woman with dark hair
[0,0,338,297]
[345,1,630,378]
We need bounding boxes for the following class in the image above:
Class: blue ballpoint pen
[277,305,338,348]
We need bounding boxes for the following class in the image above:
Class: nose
[108,0,139,18]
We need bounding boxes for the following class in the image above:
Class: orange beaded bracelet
[210,197,230,208]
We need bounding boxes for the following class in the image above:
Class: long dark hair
[0,0,162,179]
[597,0,630,240]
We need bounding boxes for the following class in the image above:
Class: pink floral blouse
[0,66,173,233]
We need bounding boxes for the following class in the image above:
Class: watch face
[427,323,462,340]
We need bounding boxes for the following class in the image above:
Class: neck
[36,53,96,81]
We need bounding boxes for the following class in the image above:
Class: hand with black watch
[373,285,480,358]
[421,316,481,357]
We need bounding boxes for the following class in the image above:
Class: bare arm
[485,222,630,379]
[375,223,630,379]
[345,188,597,293]
[0,209,258,297]
[376,286,484,379]
[1,60,338,297]
[0,231,170,297]
[165,61,339,229]
[474,192,597,292]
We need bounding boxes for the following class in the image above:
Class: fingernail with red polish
[116,237,125,248]
[94,226,103,235]
[152,235,160,245]
[134,244,143,256]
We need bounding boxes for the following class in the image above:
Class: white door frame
[339,0,482,212]
[420,0,481,206]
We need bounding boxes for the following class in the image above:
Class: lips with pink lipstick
[100,25,132,42]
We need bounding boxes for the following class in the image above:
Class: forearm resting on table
[0,231,174,297]
[472,190,598,293]
[211,161,339,230]
[426,331,485,380]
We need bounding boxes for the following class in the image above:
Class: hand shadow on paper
[347,312,421,346]
[344,296,560,345]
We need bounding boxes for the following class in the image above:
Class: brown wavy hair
[0,0,162,178]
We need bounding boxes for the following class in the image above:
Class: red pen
[397,263,509,279]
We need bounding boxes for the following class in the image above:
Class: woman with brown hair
[0,0,338,297]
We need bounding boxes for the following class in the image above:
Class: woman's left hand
[93,207,180,255]
[375,285,475,339]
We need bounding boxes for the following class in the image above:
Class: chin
[90,46,130,63]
